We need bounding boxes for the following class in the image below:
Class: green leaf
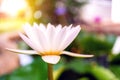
[66,59,91,74]
[91,65,119,80]
[68,31,116,56]
[110,65,120,79]
[0,57,47,80]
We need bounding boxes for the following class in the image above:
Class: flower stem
[48,63,53,80]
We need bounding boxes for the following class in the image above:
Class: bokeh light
[0,0,27,17]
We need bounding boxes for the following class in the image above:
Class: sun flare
[1,0,27,16]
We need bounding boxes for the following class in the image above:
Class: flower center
[40,51,61,56]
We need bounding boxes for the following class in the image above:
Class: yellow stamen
[40,51,61,56]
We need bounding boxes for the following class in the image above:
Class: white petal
[47,23,55,38]
[46,23,55,48]
[19,33,43,52]
[56,24,62,30]
[59,26,81,50]
[42,55,60,64]
[112,36,120,54]
[33,22,39,27]
[62,51,94,57]
[23,23,40,47]
[51,27,63,50]
[34,26,50,51]
[65,24,73,31]
[53,26,67,51]
[6,48,38,55]
[39,23,46,31]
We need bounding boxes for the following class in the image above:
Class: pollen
[40,51,61,56]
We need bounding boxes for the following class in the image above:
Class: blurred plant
[65,0,87,8]
[0,57,47,80]
[67,31,116,56]
[57,58,119,80]
[66,31,116,68]
[110,65,120,79]
[91,65,119,80]
[110,53,120,65]
[109,53,120,79]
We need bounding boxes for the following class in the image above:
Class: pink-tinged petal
[66,24,73,31]
[42,55,61,64]
[59,26,81,50]
[51,24,62,50]
[34,26,50,51]
[54,24,62,33]
[39,23,47,31]
[19,33,43,52]
[6,48,38,55]
[56,24,62,30]
[33,22,39,26]
[23,23,40,46]
[46,23,55,46]
[62,51,94,57]
[52,26,68,51]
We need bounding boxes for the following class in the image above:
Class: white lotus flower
[6,23,93,64]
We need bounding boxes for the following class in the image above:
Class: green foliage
[110,66,120,79]
[80,35,112,55]
[66,59,91,74]
[68,31,116,56]
[78,77,89,80]
[90,66,119,80]
[56,58,119,80]
[0,57,47,80]
[65,0,87,7]
[109,54,120,79]
[53,60,65,80]
[110,54,120,65]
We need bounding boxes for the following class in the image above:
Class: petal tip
[76,25,81,31]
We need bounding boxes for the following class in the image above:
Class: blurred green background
[1,0,120,80]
